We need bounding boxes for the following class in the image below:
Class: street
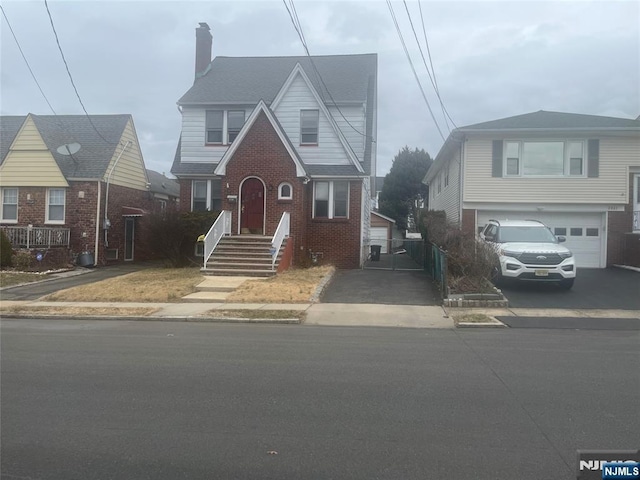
[2,319,639,480]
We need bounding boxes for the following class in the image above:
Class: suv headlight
[558,251,573,259]
[500,249,520,258]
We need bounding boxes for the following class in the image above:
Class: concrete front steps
[182,276,265,303]
[202,235,284,277]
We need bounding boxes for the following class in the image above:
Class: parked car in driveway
[480,219,576,289]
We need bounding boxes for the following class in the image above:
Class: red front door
[240,178,264,234]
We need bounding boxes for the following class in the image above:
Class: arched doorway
[240,177,265,234]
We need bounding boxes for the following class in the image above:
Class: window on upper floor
[227,111,245,143]
[1,188,18,223]
[205,111,224,144]
[300,110,319,145]
[444,164,449,187]
[46,188,65,223]
[313,181,348,219]
[192,179,222,212]
[504,141,585,177]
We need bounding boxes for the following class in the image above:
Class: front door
[124,218,135,261]
[240,178,264,234]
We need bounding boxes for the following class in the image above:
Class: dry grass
[1,305,159,316]
[43,268,203,303]
[0,272,45,288]
[452,313,495,324]
[199,309,304,320]
[227,266,334,303]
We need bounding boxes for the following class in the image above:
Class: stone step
[202,268,276,277]
[207,262,275,270]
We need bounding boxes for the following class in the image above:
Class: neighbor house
[0,113,153,266]
[423,110,640,268]
[146,169,180,213]
[171,23,377,272]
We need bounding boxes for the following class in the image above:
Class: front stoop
[202,235,284,277]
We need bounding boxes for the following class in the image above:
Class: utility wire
[387,0,445,142]
[282,0,373,142]
[417,0,457,129]
[0,4,57,115]
[44,0,114,145]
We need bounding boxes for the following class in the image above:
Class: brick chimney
[195,22,212,78]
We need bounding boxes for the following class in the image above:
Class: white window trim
[444,164,449,188]
[278,182,293,200]
[191,179,210,211]
[205,110,246,145]
[503,140,587,178]
[300,109,319,145]
[45,188,65,224]
[633,174,640,232]
[1,187,18,223]
[313,181,350,219]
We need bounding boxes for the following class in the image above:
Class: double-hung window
[1,188,18,222]
[313,181,349,219]
[192,180,208,211]
[192,179,222,212]
[504,141,585,177]
[300,110,319,145]
[46,188,65,223]
[205,110,224,144]
[227,111,245,143]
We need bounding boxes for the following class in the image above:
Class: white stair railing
[203,210,231,269]
[271,212,290,270]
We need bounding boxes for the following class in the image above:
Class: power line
[282,0,374,143]
[44,0,114,145]
[386,0,446,142]
[0,4,57,115]
[416,0,457,129]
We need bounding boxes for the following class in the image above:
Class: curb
[308,268,336,303]
[456,321,507,328]
[1,314,301,324]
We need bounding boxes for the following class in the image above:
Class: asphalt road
[2,320,639,480]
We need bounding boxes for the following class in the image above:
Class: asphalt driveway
[321,269,441,306]
[500,267,640,310]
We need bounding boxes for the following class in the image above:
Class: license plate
[535,269,549,277]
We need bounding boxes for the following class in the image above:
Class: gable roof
[460,110,640,132]
[0,114,131,179]
[178,54,376,105]
[215,100,306,177]
[146,169,180,197]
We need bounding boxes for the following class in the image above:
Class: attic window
[300,110,319,145]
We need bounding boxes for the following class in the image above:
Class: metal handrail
[271,212,290,270]
[203,210,231,268]
[0,226,70,248]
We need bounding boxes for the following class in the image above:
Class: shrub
[0,230,12,268]
[148,210,220,267]
[12,251,33,271]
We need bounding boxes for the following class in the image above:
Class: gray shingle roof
[178,54,377,105]
[1,114,131,179]
[461,110,640,131]
[146,169,180,197]
[305,164,363,177]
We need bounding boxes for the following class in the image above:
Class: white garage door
[370,227,389,254]
[477,211,605,268]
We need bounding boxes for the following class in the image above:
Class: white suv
[480,219,576,289]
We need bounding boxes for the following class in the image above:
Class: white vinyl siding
[273,73,351,166]
[428,148,461,224]
[464,136,640,204]
[180,106,251,163]
[328,104,366,161]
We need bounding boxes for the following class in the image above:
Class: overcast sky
[1,0,638,176]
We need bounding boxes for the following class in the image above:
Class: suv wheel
[491,266,505,287]
[558,278,574,290]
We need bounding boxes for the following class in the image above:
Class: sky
[1,0,638,177]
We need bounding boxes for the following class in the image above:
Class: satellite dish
[56,142,81,155]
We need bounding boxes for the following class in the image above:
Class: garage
[477,211,605,268]
[370,226,389,254]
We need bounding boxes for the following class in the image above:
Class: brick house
[146,169,180,213]
[171,23,377,272]
[0,113,154,266]
[424,111,640,268]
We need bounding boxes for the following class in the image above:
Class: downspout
[103,141,131,247]
[94,181,101,266]
[458,136,465,228]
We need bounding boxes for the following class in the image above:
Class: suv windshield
[497,226,558,243]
